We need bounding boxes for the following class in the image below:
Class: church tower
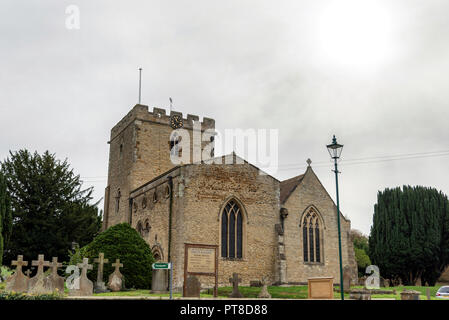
[102,104,215,230]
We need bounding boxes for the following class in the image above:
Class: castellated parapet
[104,104,215,231]
[110,104,215,142]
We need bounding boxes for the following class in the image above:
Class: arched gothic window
[136,221,143,236]
[115,189,121,213]
[302,209,323,263]
[221,199,243,259]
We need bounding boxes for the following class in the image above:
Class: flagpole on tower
[169,97,173,112]
[138,67,142,104]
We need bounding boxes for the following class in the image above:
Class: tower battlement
[110,104,215,142]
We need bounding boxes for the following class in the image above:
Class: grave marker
[94,252,109,293]
[229,273,243,298]
[6,255,29,293]
[28,254,51,295]
[108,259,124,292]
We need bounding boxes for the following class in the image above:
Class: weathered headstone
[349,288,371,300]
[184,275,201,297]
[28,254,51,295]
[108,259,124,292]
[257,276,271,299]
[250,280,262,287]
[151,269,168,293]
[94,253,109,293]
[69,258,93,296]
[426,288,431,300]
[229,273,243,298]
[400,289,420,300]
[25,269,32,278]
[6,255,29,293]
[45,257,64,293]
[343,266,352,291]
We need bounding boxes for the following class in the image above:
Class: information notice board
[183,243,218,297]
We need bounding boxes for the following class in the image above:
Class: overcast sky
[1,0,449,235]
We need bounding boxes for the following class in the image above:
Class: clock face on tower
[170,115,183,129]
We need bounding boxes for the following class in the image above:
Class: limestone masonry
[103,104,358,290]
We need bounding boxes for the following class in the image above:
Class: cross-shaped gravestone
[49,257,62,276]
[69,257,94,296]
[94,253,109,283]
[32,254,50,276]
[47,257,64,293]
[25,269,32,278]
[29,255,50,295]
[94,253,109,293]
[12,255,28,275]
[6,255,29,293]
[229,273,243,298]
[77,257,93,277]
[112,259,123,273]
[108,259,124,292]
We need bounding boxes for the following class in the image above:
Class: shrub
[0,291,61,300]
[70,223,154,289]
[0,266,13,282]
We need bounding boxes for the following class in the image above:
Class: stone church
[102,104,357,290]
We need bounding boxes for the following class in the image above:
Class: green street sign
[152,262,171,270]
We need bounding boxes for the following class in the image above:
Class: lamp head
[327,135,343,159]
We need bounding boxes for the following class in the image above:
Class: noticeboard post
[183,243,218,297]
[152,262,173,299]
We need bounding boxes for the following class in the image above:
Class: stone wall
[282,166,358,284]
[172,160,280,289]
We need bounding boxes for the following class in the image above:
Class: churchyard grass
[0,280,445,300]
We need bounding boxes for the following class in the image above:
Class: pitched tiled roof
[280,174,305,204]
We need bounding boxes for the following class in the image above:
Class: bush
[0,291,61,300]
[0,266,13,282]
[70,223,154,289]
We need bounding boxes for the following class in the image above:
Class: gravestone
[28,254,51,295]
[349,288,371,300]
[25,269,32,278]
[426,288,431,300]
[6,255,29,293]
[69,258,93,296]
[108,259,124,292]
[151,269,168,293]
[343,266,352,291]
[94,253,109,293]
[45,257,64,293]
[400,289,420,300]
[250,280,262,287]
[257,276,271,299]
[229,273,243,298]
[184,275,201,297]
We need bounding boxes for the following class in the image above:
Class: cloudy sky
[1,0,449,235]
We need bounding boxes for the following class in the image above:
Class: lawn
[1,280,447,300]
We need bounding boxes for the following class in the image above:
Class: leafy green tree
[0,172,12,265]
[1,150,102,265]
[369,185,449,286]
[351,229,371,277]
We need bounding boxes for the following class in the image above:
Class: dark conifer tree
[369,185,449,286]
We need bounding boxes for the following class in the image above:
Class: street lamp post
[326,135,344,301]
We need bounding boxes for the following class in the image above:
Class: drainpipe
[167,176,173,263]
